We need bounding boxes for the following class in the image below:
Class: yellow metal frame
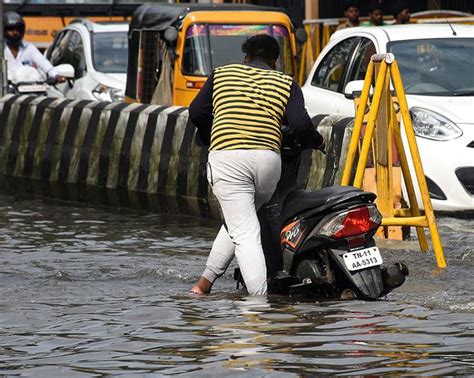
[299,20,337,85]
[341,53,446,268]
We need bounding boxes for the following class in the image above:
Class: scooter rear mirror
[55,64,75,79]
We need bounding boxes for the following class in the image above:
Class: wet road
[0,193,473,375]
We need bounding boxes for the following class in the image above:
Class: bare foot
[189,277,212,295]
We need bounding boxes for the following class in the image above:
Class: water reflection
[0,193,473,375]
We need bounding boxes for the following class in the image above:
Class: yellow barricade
[341,53,446,269]
[299,19,339,84]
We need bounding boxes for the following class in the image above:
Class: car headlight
[92,84,124,102]
[410,107,462,141]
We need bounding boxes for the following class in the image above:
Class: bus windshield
[182,24,293,77]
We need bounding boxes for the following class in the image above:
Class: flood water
[1,192,473,376]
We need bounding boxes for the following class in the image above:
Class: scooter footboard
[329,249,385,299]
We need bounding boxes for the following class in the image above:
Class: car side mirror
[295,28,307,44]
[55,63,75,79]
[344,80,367,99]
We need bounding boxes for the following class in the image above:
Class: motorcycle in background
[7,64,75,97]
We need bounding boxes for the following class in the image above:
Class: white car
[45,19,128,102]
[302,24,474,212]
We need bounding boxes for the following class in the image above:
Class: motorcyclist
[3,11,65,83]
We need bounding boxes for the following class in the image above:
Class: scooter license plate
[18,84,48,93]
[343,247,383,272]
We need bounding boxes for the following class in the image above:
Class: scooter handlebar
[281,127,326,154]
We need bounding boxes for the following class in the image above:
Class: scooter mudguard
[329,249,385,299]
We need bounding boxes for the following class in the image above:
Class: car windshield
[92,32,128,74]
[182,24,293,76]
[388,38,474,96]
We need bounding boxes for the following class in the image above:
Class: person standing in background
[362,4,386,26]
[393,4,411,24]
[337,2,361,30]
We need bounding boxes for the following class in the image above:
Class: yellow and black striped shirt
[189,62,323,152]
[210,63,293,152]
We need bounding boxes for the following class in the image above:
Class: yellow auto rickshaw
[125,3,306,107]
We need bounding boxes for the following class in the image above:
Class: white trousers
[202,150,281,296]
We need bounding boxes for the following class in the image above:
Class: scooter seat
[282,186,376,221]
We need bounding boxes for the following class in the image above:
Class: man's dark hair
[392,1,410,17]
[368,0,384,14]
[242,34,280,66]
[344,1,359,12]
[368,5,383,13]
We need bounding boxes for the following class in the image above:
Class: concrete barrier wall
[0,95,354,219]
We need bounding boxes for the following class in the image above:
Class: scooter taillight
[319,205,382,239]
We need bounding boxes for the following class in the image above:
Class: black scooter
[234,128,408,300]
